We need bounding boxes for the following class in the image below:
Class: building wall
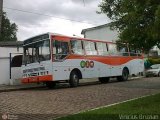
[0,47,22,58]
[0,47,23,85]
[84,27,118,42]
[0,58,10,85]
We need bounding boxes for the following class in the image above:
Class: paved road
[0,77,160,120]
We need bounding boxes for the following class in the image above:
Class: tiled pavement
[0,77,160,120]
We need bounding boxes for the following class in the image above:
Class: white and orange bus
[21,33,144,88]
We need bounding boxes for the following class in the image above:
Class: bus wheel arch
[117,67,129,81]
[70,68,82,79]
[123,67,129,75]
[69,68,82,87]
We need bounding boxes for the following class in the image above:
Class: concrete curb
[0,76,143,93]
[75,93,158,115]
[0,85,45,93]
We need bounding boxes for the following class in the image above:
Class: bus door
[52,36,70,80]
[109,43,130,76]
[129,47,143,75]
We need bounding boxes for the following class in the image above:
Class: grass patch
[56,93,160,120]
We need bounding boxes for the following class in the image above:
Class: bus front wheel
[69,71,79,87]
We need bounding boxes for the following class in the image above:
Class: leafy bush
[148,58,160,65]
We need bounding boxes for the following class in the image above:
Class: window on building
[71,40,84,55]
[53,40,69,60]
[97,42,108,55]
[84,41,97,55]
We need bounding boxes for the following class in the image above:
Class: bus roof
[49,33,115,44]
[23,32,115,45]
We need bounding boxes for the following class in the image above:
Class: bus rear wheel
[69,71,79,87]
[99,77,109,83]
[158,72,160,77]
[117,68,129,81]
[45,81,56,89]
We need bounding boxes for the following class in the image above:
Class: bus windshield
[23,40,50,64]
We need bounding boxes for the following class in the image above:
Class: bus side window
[97,42,108,55]
[117,43,129,56]
[108,43,119,56]
[137,50,142,56]
[130,48,142,56]
[129,45,140,56]
[84,41,97,55]
[53,40,69,60]
[71,40,84,55]
[130,50,137,56]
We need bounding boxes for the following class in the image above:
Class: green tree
[98,0,160,53]
[0,12,18,41]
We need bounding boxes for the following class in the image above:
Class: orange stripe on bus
[52,36,70,41]
[22,75,53,83]
[67,54,143,66]
[22,78,29,83]
[39,75,52,81]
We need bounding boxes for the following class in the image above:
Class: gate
[9,53,23,85]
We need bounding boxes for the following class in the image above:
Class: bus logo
[80,61,94,68]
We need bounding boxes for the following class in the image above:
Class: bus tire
[46,81,56,89]
[117,68,129,81]
[158,72,160,77]
[69,71,79,87]
[99,77,109,83]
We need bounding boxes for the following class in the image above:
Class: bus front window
[23,40,50,64]
[39,40,50,61]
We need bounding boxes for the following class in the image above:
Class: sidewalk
[0,83,45,92]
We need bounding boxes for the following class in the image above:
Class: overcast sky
[3,0,110,41]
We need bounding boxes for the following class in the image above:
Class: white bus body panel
[21,60,53,78]
[52,58,144,81]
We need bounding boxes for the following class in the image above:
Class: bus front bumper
[22,75,53,83]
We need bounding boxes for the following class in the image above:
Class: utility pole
[83,0,85,6]
[0,0,3,36]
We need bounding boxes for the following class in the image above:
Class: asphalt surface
[0,77,160,120]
